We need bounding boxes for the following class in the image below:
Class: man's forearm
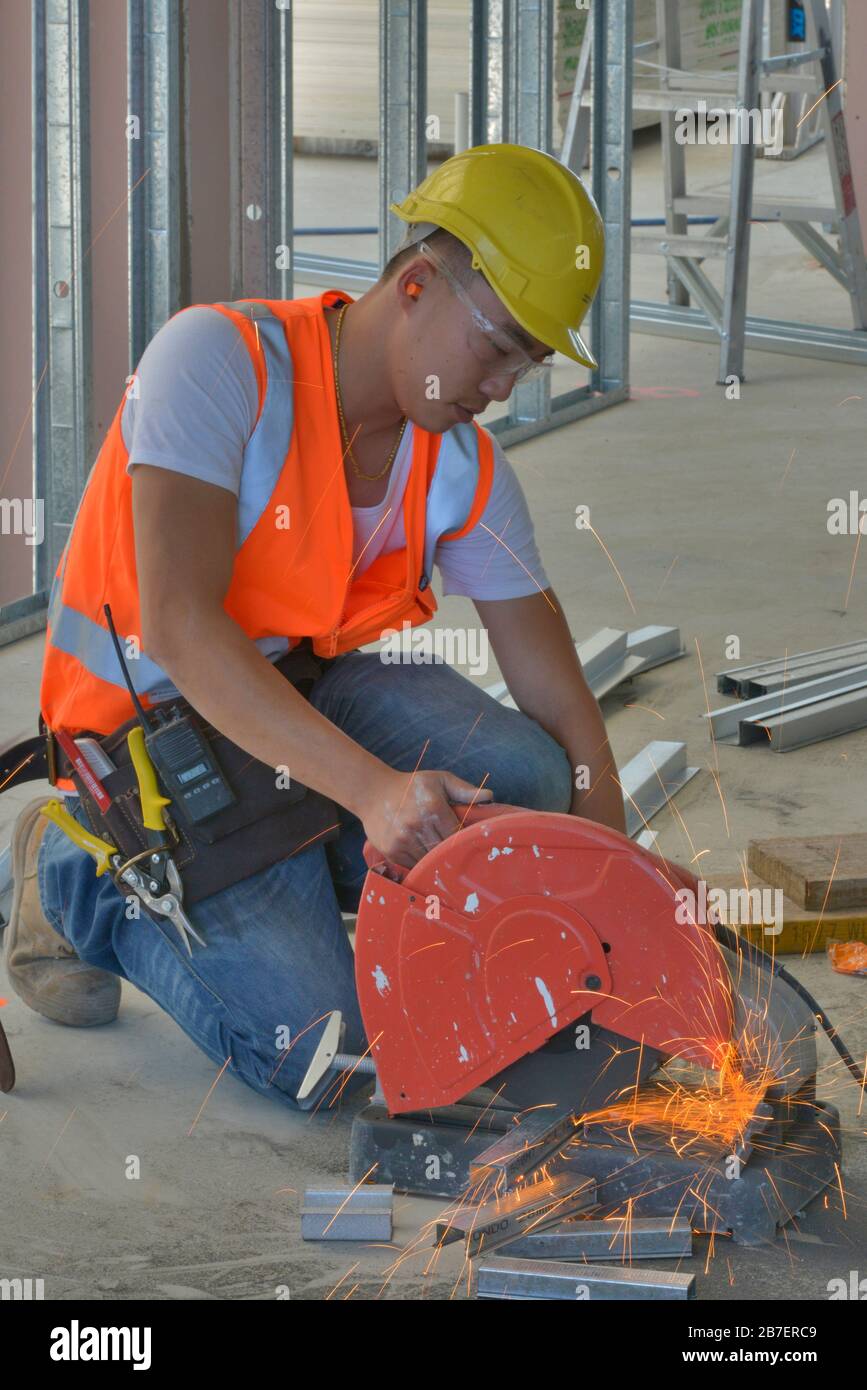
[476,590,627,835]
[550,690,626,834]
[149,611,386,817]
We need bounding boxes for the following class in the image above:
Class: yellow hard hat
[390,142,604,369]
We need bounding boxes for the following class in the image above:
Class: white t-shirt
[122,304,549,601]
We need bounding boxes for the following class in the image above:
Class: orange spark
[797,79,842,127]
[321,1164,379,1237]
[477,522,557,610]
[188,1059,231,1136]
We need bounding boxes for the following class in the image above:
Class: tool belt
[1,641,343,907]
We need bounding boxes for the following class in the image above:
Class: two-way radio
[103,604,236,825]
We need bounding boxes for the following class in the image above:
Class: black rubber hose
[714,923,866,1089]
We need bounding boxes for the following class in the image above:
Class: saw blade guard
[355,805,735,1114]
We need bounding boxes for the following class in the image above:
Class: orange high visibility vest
[40,291,495,788]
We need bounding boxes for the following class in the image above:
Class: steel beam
[469,1109,579,1191]
[741,684,867,752]
[720,0,764,383]
[589,0,632,397]
[656,0,689,307]
[127,0,184,370]
[626,625,685,672]
[704,664,867,743]
[379,0,427,270]
[470,0,506,147]
[503,1216,693,1261]
[475,1254,695,1299]
[437,1171,596,1256]
[717,640,867,697]
[500,0,553,435]
[301,1185,393,1241]
[576,628,645,697]
[32,0,93,593]
[620,741,699,839]
[228,0,294,301]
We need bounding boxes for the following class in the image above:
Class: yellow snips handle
[40,800,118,877]
[127,726,171,832]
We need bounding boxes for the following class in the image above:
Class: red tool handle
[54,728,112,814]
[362,801,522,883]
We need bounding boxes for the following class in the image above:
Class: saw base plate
[349,1099,841,1246]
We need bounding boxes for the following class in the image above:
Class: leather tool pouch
[67,643,342,907]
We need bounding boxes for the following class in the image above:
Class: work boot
[4,796,121,1027]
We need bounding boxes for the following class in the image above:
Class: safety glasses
[418,240,554,383]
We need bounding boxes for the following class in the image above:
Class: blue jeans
[38,653,573,1110]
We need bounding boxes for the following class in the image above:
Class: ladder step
[631,300,867,366]
[579,77,818,113]
[632,233,728,258]
[673,194,837,225]
[761,46,827,73]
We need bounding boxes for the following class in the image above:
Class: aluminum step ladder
[562,0,867,380]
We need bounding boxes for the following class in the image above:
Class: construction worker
[5,143,625,1107]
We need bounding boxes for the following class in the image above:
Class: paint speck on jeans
[464,892,480,913]
[535,977,558,1030]
[372,964,390,995]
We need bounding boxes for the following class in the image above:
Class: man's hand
[357,766,493,869]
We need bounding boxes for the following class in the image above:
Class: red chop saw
[351,803,796,1118]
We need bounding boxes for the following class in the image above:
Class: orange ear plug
[406,282,423,299]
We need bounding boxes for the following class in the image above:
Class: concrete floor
[1,133,866,1300]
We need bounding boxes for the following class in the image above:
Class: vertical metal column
[719,0,763,384]
[589,0,632,395]
[502,0,552,150]
[503,0,553,428]
[32,0,93,591]
[379,0,427,271]
[228,0,294,302]
[470,0,509,147]
[127,0,184,371]
[656,0,688,308]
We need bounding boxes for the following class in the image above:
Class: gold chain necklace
[333,302,408,482]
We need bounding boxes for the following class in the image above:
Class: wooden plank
[746,835,867,911]
[707,871,867,955]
